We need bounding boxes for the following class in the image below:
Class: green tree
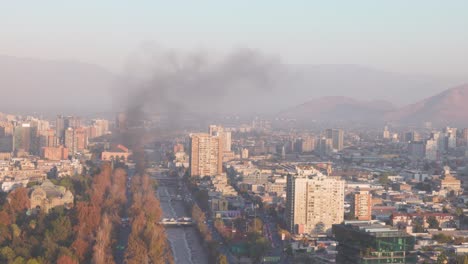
[217,254,228,264]
[314,222,326,234]
[437,252,448,264]
[26,259,41,264]
[0,246,16,262]
[12,256,26,264]
[413,217,425,233]
[427,216,440,229]
[433,234,453,244]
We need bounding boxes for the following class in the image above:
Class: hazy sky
[1,1,467,76]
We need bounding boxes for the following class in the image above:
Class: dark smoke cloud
[116,46,285,127]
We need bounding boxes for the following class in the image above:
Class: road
[158,182,209,264]
[114,168,133,264]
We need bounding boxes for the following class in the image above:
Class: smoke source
[116,46,284,127]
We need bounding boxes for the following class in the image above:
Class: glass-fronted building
[332,221,416,263]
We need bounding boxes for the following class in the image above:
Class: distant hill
[0,55,462,117]
[279,96,395,123]
[0,55,117,115]
[385,83,468,126]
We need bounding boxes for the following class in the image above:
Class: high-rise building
[13,123,39,155]
[190,133,223,177]
[209,125,232,152]
[462,128,468,146]
[326,129,344,151]
[408,141,425,159]
[317,137,333,155]
[92,119,109,138]
[425,137,438,161]
[56,115,65,144]
[383,126,390,139]
[351,189,372,221]
[39,129,58,148]
[301,136,315,153]
[404,131,420,142]
[64,127,88,155]
[286,170,345,234]
[333,221,416,263]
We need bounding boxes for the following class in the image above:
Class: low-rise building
[30,180,74,213]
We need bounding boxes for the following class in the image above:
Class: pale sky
[1,1,468,76]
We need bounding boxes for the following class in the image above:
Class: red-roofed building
[101,144,131,162]
[391,212,457,229]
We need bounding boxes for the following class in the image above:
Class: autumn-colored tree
[7,187,30,215]
[125,173,173,263]
[57,255,79,264]
[92,214,115,264]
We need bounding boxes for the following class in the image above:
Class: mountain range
[280,83,468,126]
[0,55,466,125]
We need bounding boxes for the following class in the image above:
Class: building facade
[286,171,345,234]
[333,221,416,264]
[190,133,223,177]
[352,189,372,221]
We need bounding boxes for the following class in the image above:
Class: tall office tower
[443,127,457,149]
[404,131,420,142]
[56,115,65,144]
[408,141,425,159]
[317,137,333,155]
[40,129,58,148]
[383,126,390,139]
[67,116,82,128]
[190,133,223,177]
[209,125,232,152]
[462,128,468,146]
[74,127,88,151]
[425,137,438,161]
[116,113,127,131]
[286,171,345,234]
[351,189,372,221]
[13,123,39,155]
[64,127,88,155]
[92,119,109,138]
[301,135,316,153]
[64,128,76,154]
[326,129,344,151]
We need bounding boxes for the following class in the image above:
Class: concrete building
[286,169,345,234]
[13,123,39,155]
[101,144,131,162]
[352,189,372,221]
[91,119,109,138]
[333,221,416,263]
[408,141,425,159]
[439,166,462,195]
[209,125,232,152]
[326,129,344,151]
[301,136,316,153]
[64,127,88,155]
[425,137,439,161]
[30,180,74,213]
[317,137,333,155]
[41,146,69,161]
[190,133,223,177]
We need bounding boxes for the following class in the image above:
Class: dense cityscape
[2,2,468,264]
[0,111,468,263]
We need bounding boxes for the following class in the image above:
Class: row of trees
[125,174,173,264]
[71,163,128,263]
[0,162,128,264]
